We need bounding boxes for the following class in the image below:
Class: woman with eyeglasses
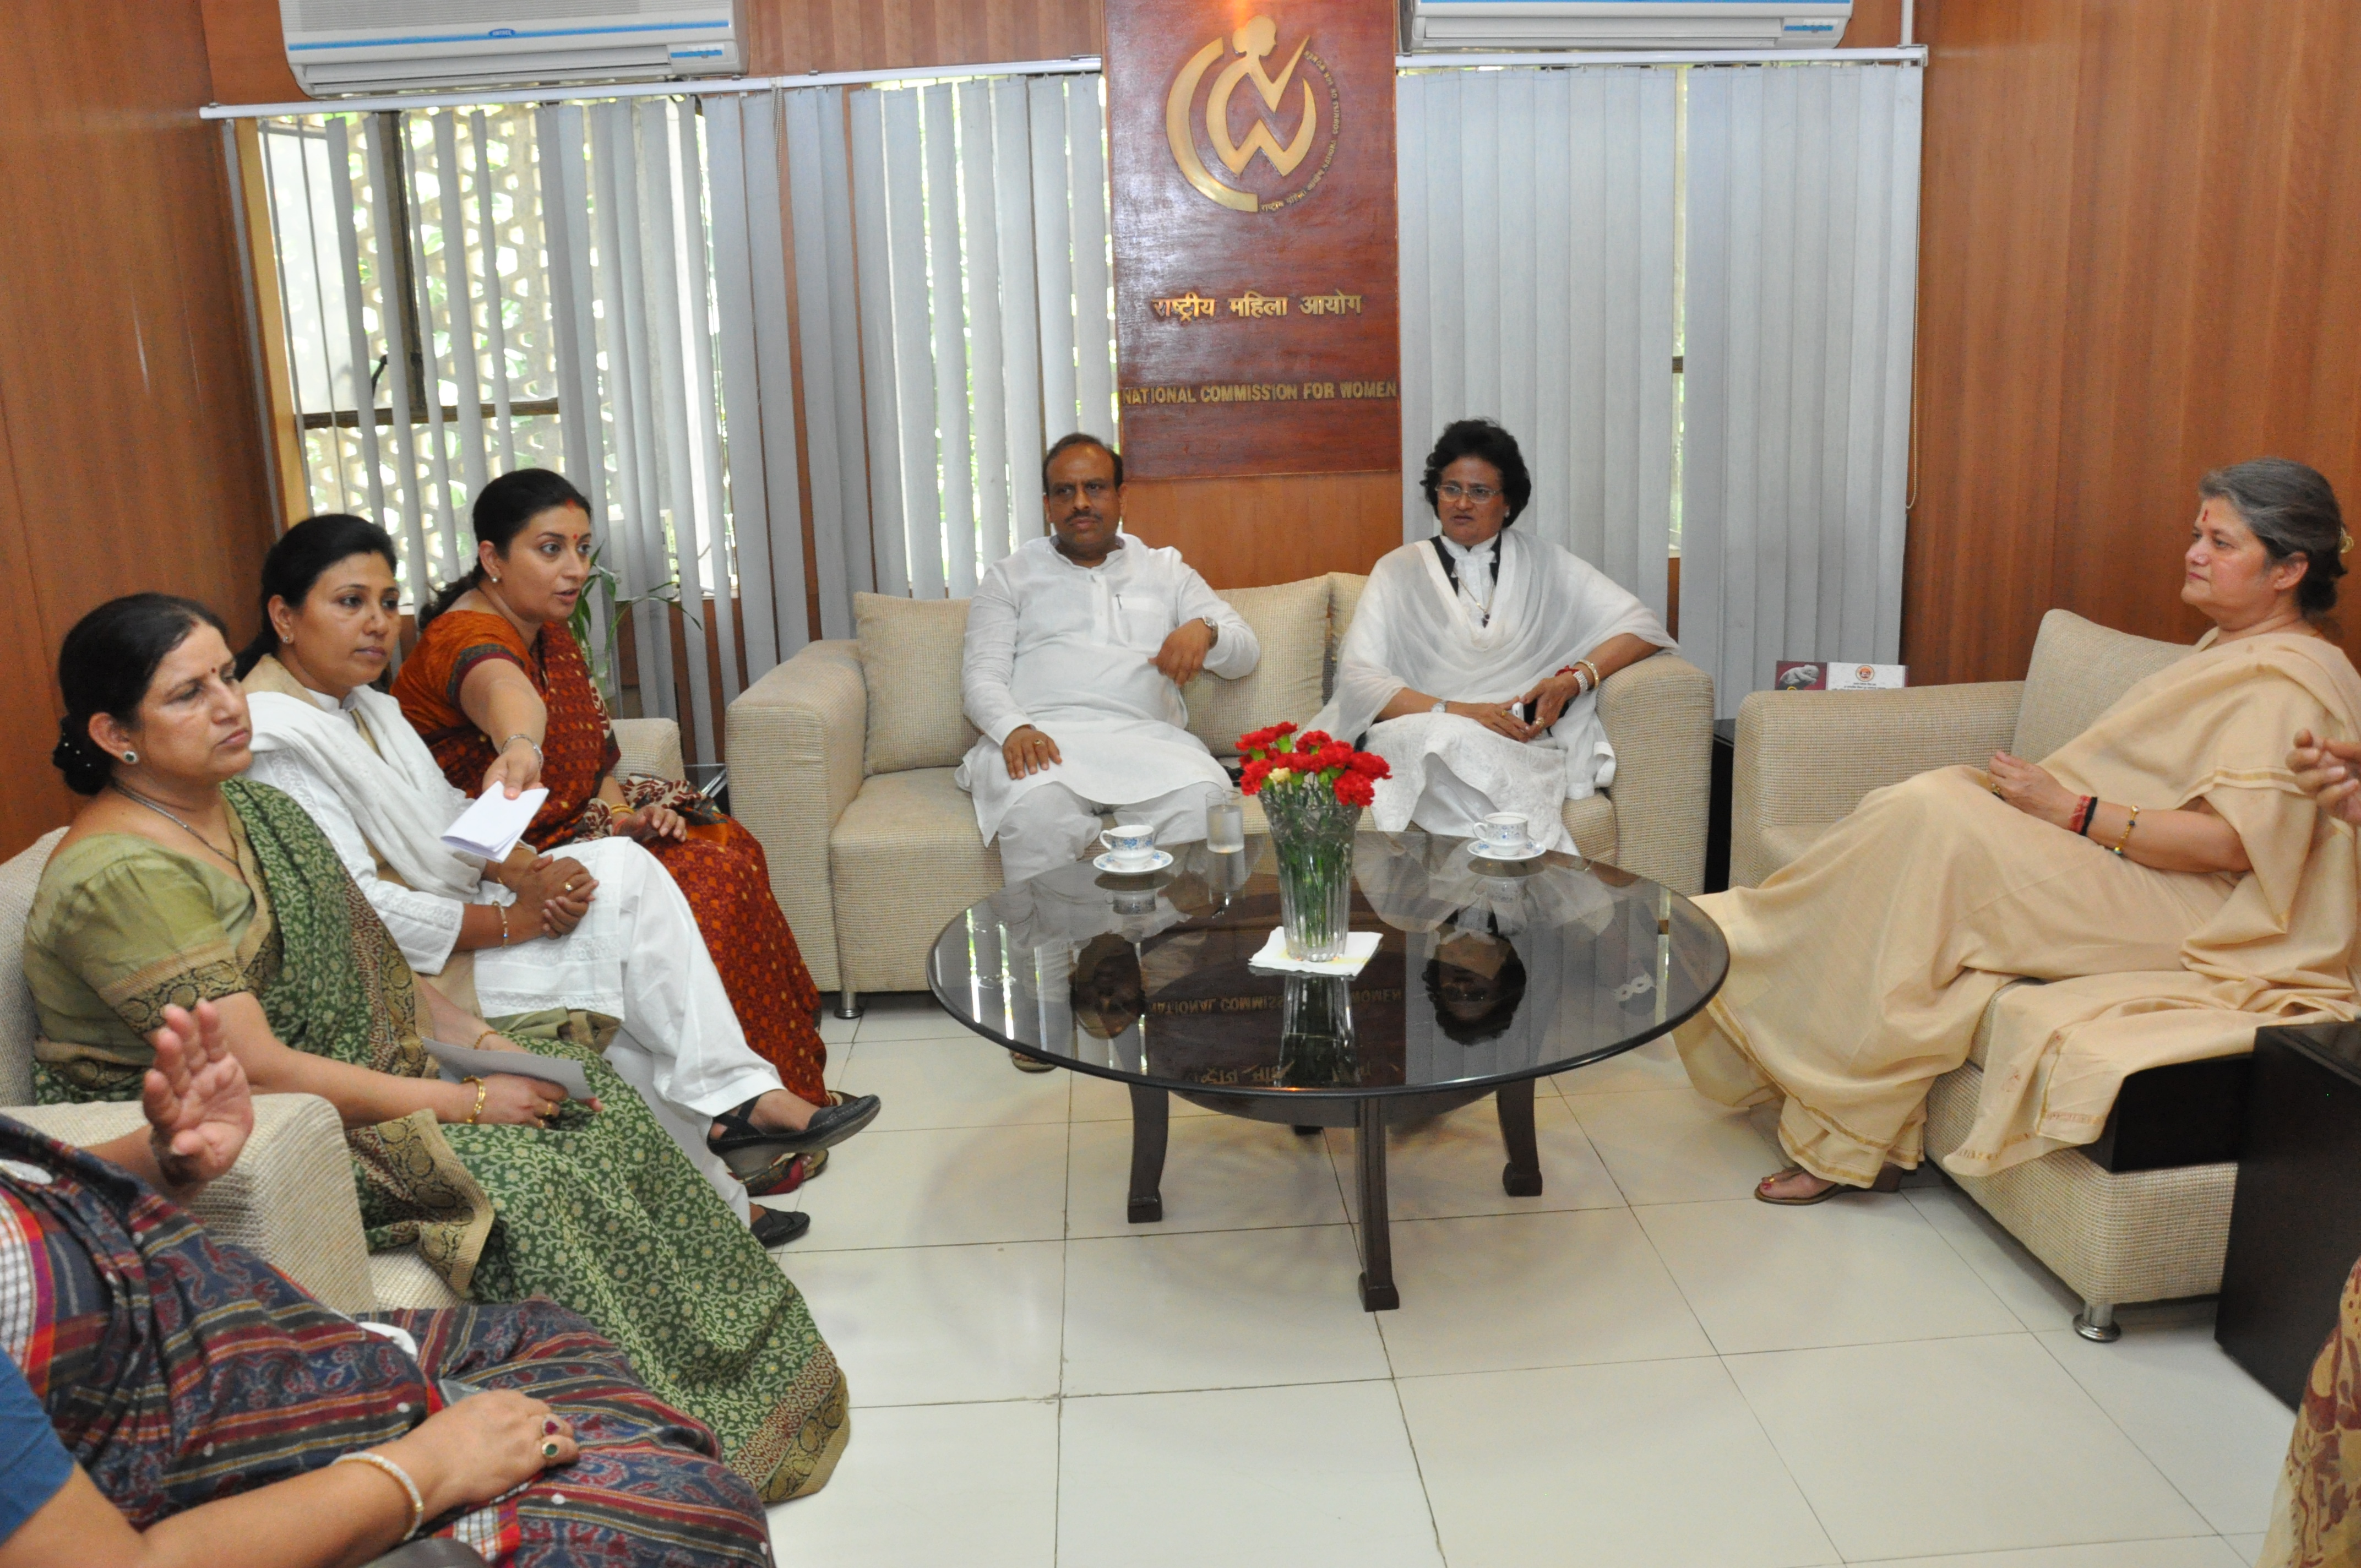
[1308,418,1672,851]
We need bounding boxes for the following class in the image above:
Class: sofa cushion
[830,768,1007,993]
[1327,573,1368,702]
[2012,609,2190,763]
[855,593,978,775]
[1183,578,1331,757]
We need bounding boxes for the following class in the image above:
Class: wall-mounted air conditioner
[281,0,745,97]
[1401,0,1852,51]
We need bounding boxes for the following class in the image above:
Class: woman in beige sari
[1679,459,2361,1202]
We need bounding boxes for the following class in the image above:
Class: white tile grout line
[2023,1316,2238,1541]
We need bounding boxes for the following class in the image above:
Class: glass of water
[1206,792,1247,853]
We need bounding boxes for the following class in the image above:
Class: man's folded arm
[962,573,1033,745]
[1174,568,1259,678]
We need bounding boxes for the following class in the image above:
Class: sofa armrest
[6,1093,375,1315]
[1731,681,2025,888]
[612,717,684,783]
[1597,654,1714,895]
[726,641,868,993]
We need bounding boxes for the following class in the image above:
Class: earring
[120,750,139,765]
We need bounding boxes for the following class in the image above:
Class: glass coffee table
[927,831,1729,1310]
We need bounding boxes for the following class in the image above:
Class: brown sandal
[1754,1164,1904,1206]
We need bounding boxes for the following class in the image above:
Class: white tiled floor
[768,994,2297,1567]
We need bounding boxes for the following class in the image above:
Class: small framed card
[1775,660,1907,692]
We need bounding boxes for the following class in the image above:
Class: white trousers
[469,836,779,1221]
[993,780,1225,884]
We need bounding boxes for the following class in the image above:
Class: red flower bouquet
[1235,724,1389,961]
[1235,724,1391,810]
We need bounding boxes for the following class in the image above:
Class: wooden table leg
[1127,1084,1168,1223]
[1356,1098,1399,1311]
[1498,1079,1543,1197]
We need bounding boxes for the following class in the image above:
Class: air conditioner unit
[281,0,744,97]
[1401,0,1851,51]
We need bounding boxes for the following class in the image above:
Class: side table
[2216,1021,2361,1406]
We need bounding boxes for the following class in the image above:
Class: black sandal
[707,1092,881,1178]
[750,1207,810,1248]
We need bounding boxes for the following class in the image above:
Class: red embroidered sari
[394,610,827,1101]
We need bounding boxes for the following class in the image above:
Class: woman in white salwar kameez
[1310,420,1674,851]
[232,517,877,1239]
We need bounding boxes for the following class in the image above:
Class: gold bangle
[2111,804,2141,857]
[333,1451,425,1540]
[1576,659,1602,694]
[498,903,511,947]
[461,1075,487,1125]
[472,1028,502,1051]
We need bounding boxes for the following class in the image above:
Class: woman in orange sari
[393,470,859,1155]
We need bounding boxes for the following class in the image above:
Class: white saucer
[1466,840,1546,863]
[1094,849,1174,875]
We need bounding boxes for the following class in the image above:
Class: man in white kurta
[956,434,1260,884]
[1310,420,1674,851]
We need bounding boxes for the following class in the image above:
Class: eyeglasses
[1438,483,1499,504]
[1049,480,1114,503]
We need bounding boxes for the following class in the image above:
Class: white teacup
[1475,813,1533,855]
[1100,823,1157,867]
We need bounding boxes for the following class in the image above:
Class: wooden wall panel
[1122,471,1401,588]
[0,0,277,856]
[1904,0,2361,685]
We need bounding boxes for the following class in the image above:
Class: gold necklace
[109,782,240,867]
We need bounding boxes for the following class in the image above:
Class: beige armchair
[728,571,1715,1010]
[1728,608,2226,1339]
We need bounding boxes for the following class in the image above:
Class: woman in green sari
[24,594,849,1504]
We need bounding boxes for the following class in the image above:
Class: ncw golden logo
[1164,14,1340,214]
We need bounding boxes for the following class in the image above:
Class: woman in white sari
[235,516,878,1235]
[1311,420,1673,851]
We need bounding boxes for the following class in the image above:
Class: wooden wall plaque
[1105,0,1400,479]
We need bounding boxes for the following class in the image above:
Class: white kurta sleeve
[242,748,469,974]
[1172,563,1259,680]
[962,564,1033,747]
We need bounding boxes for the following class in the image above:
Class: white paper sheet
[424,1038,594,1101]
[1245,929,1384,977]
[439,787,549,862]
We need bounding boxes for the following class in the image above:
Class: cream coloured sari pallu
[1677,631,2361,1185]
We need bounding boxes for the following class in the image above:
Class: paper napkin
[440,787,550,862]
[1247,928,1384,977]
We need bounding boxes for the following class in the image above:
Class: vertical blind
[1681,63,1923,718]
[255,72,1118,761]
[835,75,1119,602]
[1397,66,1678,623]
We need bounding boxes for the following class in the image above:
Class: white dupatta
[1316,527,1672,744]
[243,662,487,901]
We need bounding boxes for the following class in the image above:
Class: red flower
[1346,751,1390,780]
[1311,743,1353,772]
[1239,758,1272,794]
[1294,729,1334,754]
[1335,771,1377,808]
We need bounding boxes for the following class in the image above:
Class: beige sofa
[729,571,1716,1008]
[0,717,683,1316]
[1729,608,2227,1340]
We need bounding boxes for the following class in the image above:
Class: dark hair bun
[51,716,113,796]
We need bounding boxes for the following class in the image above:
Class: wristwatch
[1199,614,1220,643]
[1431,698,1449,715]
